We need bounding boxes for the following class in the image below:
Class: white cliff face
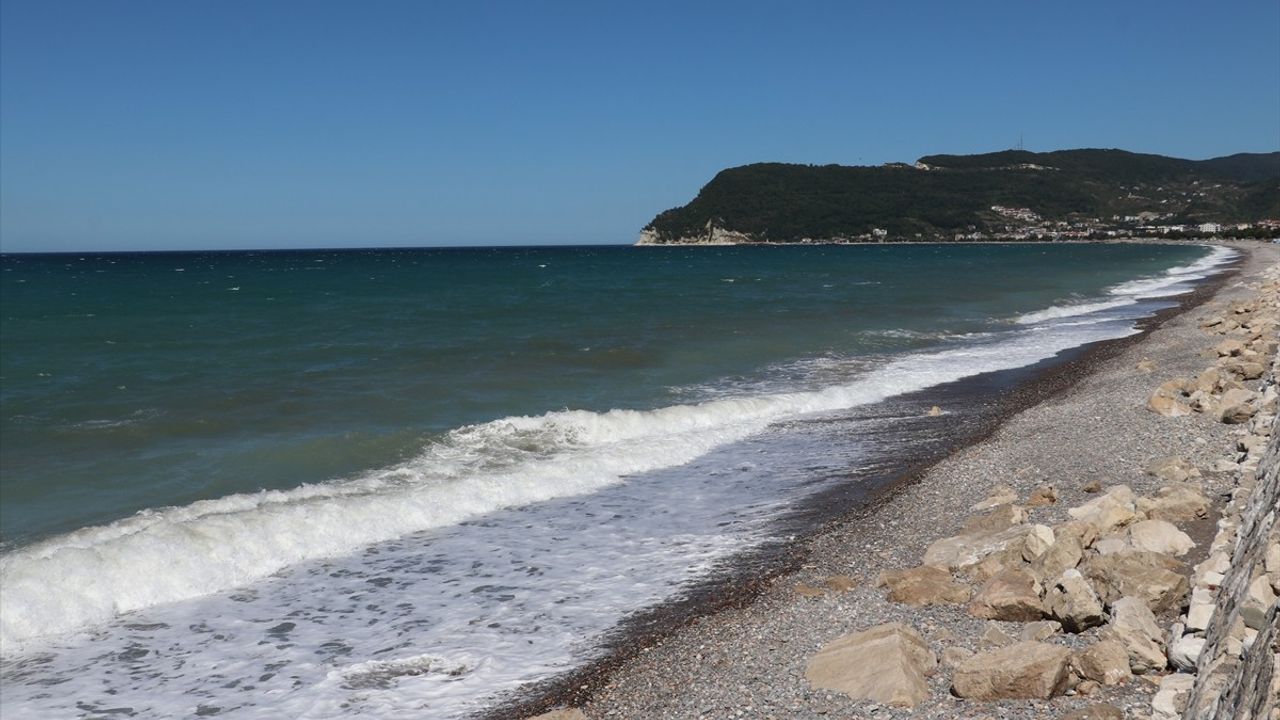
[634,224,758,246]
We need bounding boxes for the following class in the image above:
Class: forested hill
[639,149,1280,244]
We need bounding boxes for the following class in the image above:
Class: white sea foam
[0,322,1139,652]
[1014,298,1138,324]
[1108,244,1237,299]
[0,245,1236,656]
[1013,245,1237,326]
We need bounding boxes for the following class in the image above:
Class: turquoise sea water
[0,243,1232,718]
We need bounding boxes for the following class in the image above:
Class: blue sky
[2,1,1278,252]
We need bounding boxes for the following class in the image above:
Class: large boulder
[1148,378,1193,417]
[951,641,1072,700]
[1242,575,1278,630]
[1148,393,1191,417]
[1021,524,1056,561]
[970,485,1017,511]
[1066,486,1141,536]
[1221,359,1265,380]
[1215,338,1247,357]
[1136,484,1210,522]
[1216,388,1259,424]
[1127,519,1196,557]
[876,565,971,606]
[1044,568,1105,632]
[1027,485,1058,507]
[1144,457,1200,483]
[805,623,937,708]
[1082,551,1188,614]
[1101,596,1167,674]
[967,568,1046,622]
[1055,520,1099,549]
[923,524,1035,572]
[962,504,1027,534]
[1151,673,1195,720]
[1030,534,1084,583]
[1074,640,1132,686]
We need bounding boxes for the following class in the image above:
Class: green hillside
[642,149,1280,243]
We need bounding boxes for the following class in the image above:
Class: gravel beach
[502,241,1280,720]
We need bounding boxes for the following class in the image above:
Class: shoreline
[634,236,1276,248]
[485,244,1268,719]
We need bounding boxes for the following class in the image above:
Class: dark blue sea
[0,242,1234,718]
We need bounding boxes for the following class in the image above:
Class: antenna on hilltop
[1017,133,1024,151]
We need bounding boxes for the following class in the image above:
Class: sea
[0,242,1236,718]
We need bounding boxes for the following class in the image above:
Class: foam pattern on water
[0,245,1236,718]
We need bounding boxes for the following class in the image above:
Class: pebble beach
[508,241,1280,720]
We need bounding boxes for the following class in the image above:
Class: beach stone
[804,622,936,708]
[1022,524,1056,561]
[980,622,1014,648]
[962,503,1027,534]
[1145,457,1200,483]
[1222,359,1266,380]
[1074,680,1102,697]
[1082,550,1188,614]
[1031,534,1084,583]
[971,485,1017,511]
[1027,485,1058,507]
[1137,483,1210,522]
[1151,673,1195,720]
[968,568,1046,622]
[1074,640,1132,686]
[1020,620,1062,642]
[1055,520,1099,549]
[1148,392,1192,417]
[1092,535,1131,556]
[1168,631,1205,671]
[926,405,943,416]
[1061,703,1123,720]
[965,545,1026,583]
[1189,389,1216,414]
[876,565,970,606]
[922,524,1034,572]
[1082,479,1102,494]
[1191,368,1226,395]
[1136,358,1157,372]
[941,646,973,669]
[1185,586,1216,631]
[951,641,1072,700]
[1215,338,1247,357]
[1127,519,1196,557]
[1045,568,1105,633]
[1217,388,1259,424]
[1242,574,1278,630]
[1067,486,1141,535]
[1102,596,1167,674]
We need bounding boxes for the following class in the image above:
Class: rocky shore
[517,242,1279,720]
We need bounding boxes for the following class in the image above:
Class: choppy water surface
[0,243,1233,718]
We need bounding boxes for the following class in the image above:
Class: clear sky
[2,1,1278,252]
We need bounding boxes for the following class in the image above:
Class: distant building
[1199,222,1222,233]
